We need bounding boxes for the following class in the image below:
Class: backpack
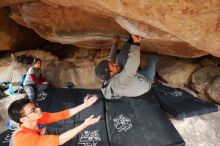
[16,55,34,64]
[20,74,26,87]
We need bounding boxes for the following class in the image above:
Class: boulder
[191,66,220,94]
[157,57,201,86]
[206,76,220,104]
[8,1,214,57]
[197,93,212,102]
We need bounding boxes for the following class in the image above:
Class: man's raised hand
[83,115,101,127]
[131,34,142,43]
[83,94,98,107]
[112,36,119,44]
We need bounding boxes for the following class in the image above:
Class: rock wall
[10,2,128,50]
[0,0,34,7]
[7,0,220,57]
[0,49,101,88]
[0,8,45,52]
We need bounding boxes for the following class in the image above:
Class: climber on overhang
[95,34,158,99]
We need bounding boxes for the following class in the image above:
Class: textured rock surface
[206,76,220,104]
[0,60,29,83]
[0,0,34,7]
[10,2,128,50]
[15,50,59,61]
[191,66,220,94]
[43,48,102,88]
[171,107,220,146]
[21,0,220,57]
[8,1,216,57]
[0,50,58,83]
[44,61,100,88]
[1,1,220,57]
[199,56,220,66]
[141,40,207,58]
[157,57,201,86]
[0,49,101,88]
[0,8,45,52]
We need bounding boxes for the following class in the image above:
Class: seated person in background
[8,95,100,146]
[23,58,49,101]
[95,35,158,99]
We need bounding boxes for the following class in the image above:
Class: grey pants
[24,84,48,101]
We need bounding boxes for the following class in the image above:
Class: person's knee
[43,84,49,89]
[29,92,36,101]
[37,84,48,93]
[23,86,29,92]
[24,86,34,95]
[144,76,153,84]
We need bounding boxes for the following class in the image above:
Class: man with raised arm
[8,95,100,146]
[95,35,158,99]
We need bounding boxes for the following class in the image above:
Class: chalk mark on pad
[170,90,183,97]
[36,92,47,101]
[113,114,132,132]
[78,130,101,146]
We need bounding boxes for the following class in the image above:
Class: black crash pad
[47,88,77,112]
[106,111,147,146]
[34,88,185,146]
[153,83,218,119]
[36,88,54,112]
[0,129,15,146]
[133,106,184,146]
[105,90,159,111]
[37,88,105,126]
[71,89,105,123]
[41,120,109,146]
[40,88,76,127]
[75,120,109,146]
[129,90,160,109]
[105,91,185,146]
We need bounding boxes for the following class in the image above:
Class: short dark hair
[33,58,41,65]
[95,60,110,81]
[8,98,33,123]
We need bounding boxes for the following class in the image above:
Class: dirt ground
[171,105,220,146]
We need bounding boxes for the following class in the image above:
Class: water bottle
[9,84,15,95]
